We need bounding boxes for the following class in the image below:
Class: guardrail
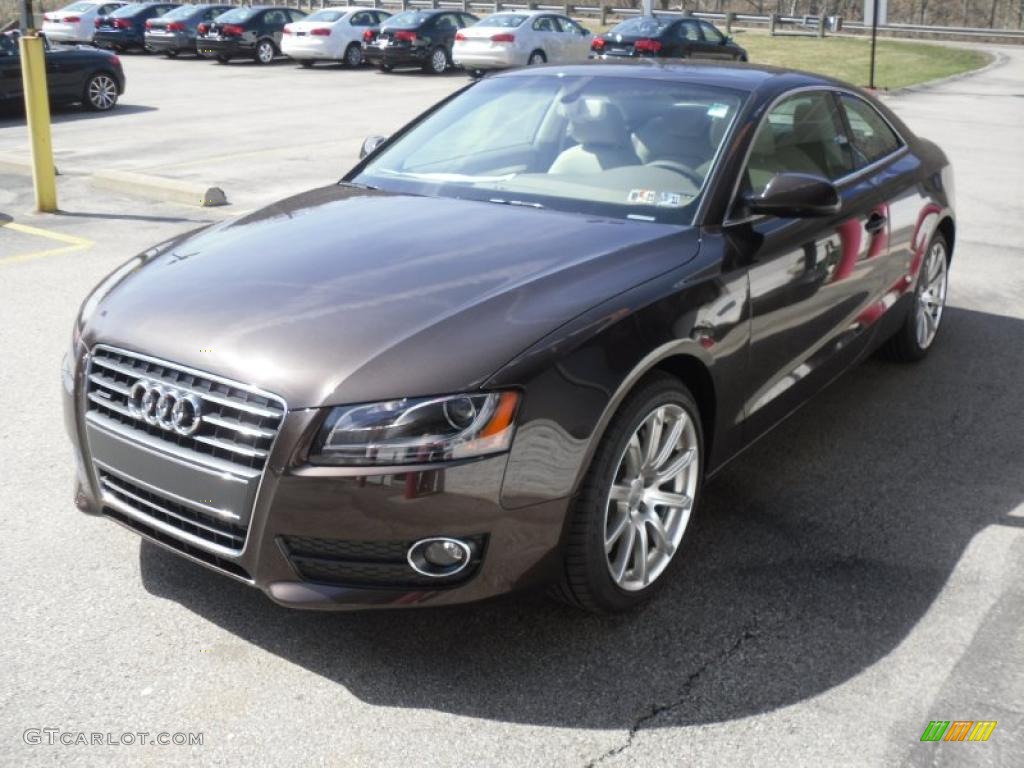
[320,0,1024,43]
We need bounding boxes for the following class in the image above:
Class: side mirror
[743,173,840,218]
[721,36,730,45]
[580,27,591,36]
[359,135,387,160]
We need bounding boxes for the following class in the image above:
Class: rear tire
[553,373,704,613]
[164,49,179,58]
[378,63,393,72]
[216,55,230,64]
[83,72,118,111]
[878,232,950,362]
[300,59,314,68]
[528,49,546,66]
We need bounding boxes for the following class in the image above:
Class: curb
[90,170,228,208]
[0,152,60,176]
[879,48,1005,98]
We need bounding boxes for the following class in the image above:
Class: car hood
[82,185,700,408]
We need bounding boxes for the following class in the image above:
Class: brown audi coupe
[64,62,955,613]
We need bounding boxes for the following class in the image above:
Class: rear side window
[839,94,902,165]
[678,21,701,41]
[264,10,286,25]
[699,21,724,42]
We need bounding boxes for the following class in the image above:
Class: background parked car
[281,7,389,68]
[363,9,477,74]
[93,2,179,52]
[144,4,233,57]
[42,1,126,44]
[0,30,124,110]
[591,15,747,61]
[452,11,591,72]
[197,5,306,64]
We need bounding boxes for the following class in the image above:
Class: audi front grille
[83,344,287,558]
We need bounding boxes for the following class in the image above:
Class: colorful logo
[920,721,997,742]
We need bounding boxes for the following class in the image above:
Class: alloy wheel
[430,48,447,73]
[257,41,275,64]
[603,403,699,592]
[345,43,362,67]
[528,51,545,65]
[916,240,948,350]
[87,74,117,110]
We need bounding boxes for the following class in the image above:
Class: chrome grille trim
[86,344,287,472]
[99,469,246,555]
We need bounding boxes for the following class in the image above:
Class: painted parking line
[0,221,93,265]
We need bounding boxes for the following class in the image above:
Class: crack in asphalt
[584,621,760,768]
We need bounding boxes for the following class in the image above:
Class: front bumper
[64,345,567,610]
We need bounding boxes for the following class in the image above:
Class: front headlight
[312,391,520,466]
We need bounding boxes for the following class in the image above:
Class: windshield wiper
[488,198,544,209]
[339,181,380,191]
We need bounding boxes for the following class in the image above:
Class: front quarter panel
[491,236,748,509]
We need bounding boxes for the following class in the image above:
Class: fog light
[407,537,473,578]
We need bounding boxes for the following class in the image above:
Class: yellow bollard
[18,33,58,213]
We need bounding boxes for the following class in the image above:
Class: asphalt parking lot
[1,48,1023,767]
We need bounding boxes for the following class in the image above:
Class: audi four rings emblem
[128,380,203,436]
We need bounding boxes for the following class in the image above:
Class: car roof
[496,60,859,95]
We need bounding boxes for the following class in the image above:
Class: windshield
[353,75,744,226]
[476,14,527,28]
[610,17,670,36]
[215,7,256,23]
[384,10,431,28]
[110,3,144,17]
[305,9,344,22]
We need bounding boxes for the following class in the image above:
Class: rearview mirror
[743,173,840,218]
[359,135,387,160]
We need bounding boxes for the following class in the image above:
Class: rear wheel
[344,42,362,67]
[554,373,703,613]
[216,54,230,64]
[879,233,950,362]
[164,49,179,58]
[300,59,314,68]
[528,49,546,66]
[425,46,448,74]
[254,39,276,65]
[378,63,393,72]
[83,72,118,111]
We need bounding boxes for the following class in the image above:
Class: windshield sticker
[628,189,658,205]
[628,190,686,207]
[707,103,729,119]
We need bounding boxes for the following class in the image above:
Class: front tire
[300,59,314,68]
[528,49,546,66]
[554,373,703,613]
[344,42,362,67]
[254,39,276,65]
[83,72,118,111]
[879,232,949,362]
[425,46,448,74]
[216,54,230,64]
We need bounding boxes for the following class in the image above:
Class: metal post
[869,0,879,88]
[19,0,34,31]
[725,11,734,33]
[18,33,57,212]
[600,5,608,25]
[768,12,776,35]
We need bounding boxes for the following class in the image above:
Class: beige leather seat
[632,113,712,170]
[747,123,820,194]
[549,101,639,175]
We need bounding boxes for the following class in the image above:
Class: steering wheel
[648,160,703,188]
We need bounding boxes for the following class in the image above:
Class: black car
[144,3,233,57]
[0,31,125,110]
[93,2,179,51]
[197,6,306,64]
[592,15,747,61]
[363,9,478,74]
[66,62,954,613]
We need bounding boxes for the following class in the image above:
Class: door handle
[865,212,887,234]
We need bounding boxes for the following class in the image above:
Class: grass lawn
[737,32,990,89]
[584,25,990,89]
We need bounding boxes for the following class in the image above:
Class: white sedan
[41,0,126,44]
[281,7,390,67]
[452,11,591,72]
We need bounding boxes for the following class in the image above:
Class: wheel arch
[936,216,955,261]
